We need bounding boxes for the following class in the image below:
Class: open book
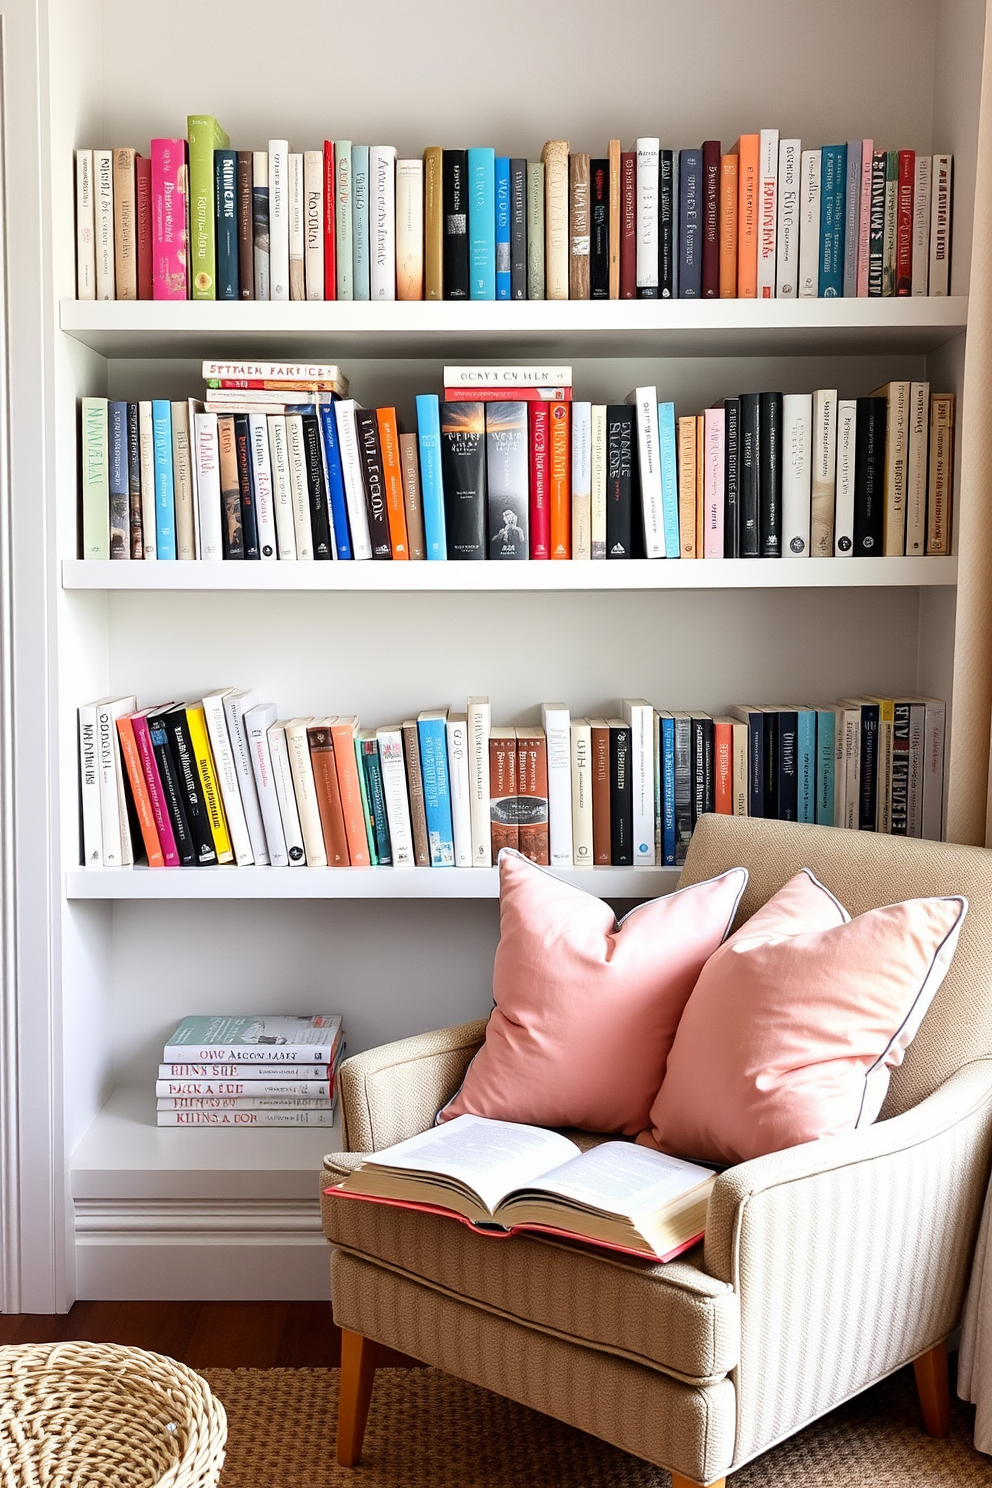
[327,1114,716,1262]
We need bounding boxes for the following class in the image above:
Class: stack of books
[158,1014,343,1127]
[78,691,948,873]
[75,127,953,303]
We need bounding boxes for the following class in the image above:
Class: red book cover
[714,719,733,814]
[701,140,721,298]
[549,402,571,558]
[620,151,637,298]
[135,154,152,300]
[117,713,164,866]
[896,149,915,296]
[323,141,337,301]
[528,403,551,559]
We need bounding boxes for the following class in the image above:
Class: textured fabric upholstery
[337,1019,487,1151]
[331,1249,737,1485]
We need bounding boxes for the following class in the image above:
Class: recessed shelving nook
[3,0,981,1309]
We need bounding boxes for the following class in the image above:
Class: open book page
[498,1141,715,1223]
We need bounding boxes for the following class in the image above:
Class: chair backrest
[678,815,992,1117]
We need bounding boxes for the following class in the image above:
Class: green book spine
[526,161,545,300]
[882,149,899,297]
[187,115,230,300]
[335,141,353,300]
[354,735,377,865]
[81,397,109,558]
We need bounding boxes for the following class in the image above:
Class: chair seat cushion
[322,1143,740,1386]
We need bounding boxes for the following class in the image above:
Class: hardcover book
[485,402,528,559]
[441,403,486,560]
[442,150,469,299]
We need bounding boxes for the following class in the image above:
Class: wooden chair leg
[337,1329,380,1466]
[913,1339,951,1438]
[671,1476,725,1488]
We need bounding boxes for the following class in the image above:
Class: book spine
[167,710,218,864]
[415,395,447,559]
[130,713,180,866]
[306,723,348,865]
[921,700,946,840]
[677,414,697,558]
[446,715,473,867]
[495,155,511,300]
[912,154,932,295]
[678,148,702,298]
[359,736,388,863]
[135,153,152,299]
[620,150,637,298]
[247,412,277,560]
[881,382,909,556]
[157,1094,334,1109]
[857,139,873,296]
[321,142,335,301]
[659,149,676,298]
[810,389,838,557]
[756,128,778,299]
[489,728,519,856]
[376,407,409,558]
[723,398,740,558]
[300,413,331,560]
[589,405,607,560]
[701,140,720,298]
[731,719,748,819]
[113,147,137,300]
[635,138,659,296]
[833,399,857,556]
[157,1110,335,1127]
[738,393,760,556]
[400,720,431,867]
[776,138,800,297]
[485,401,528,560]
[609,721,633,865]
[418,716,455,866]
[424,146,443,300]
[874,698,895,832]
[356,408,391,559]
[253,151,270,300]
[138,402,156,557]
[589,157,609,299]
[759,391,782,558]
[268,139,289,301]
[777,710,800,821]
[571,401,591,559]
[858,702,880,831]
[443,149,469,299]
[94,148,115,299]
[316,403,351,560]
[541,704,573,866]
[222,693,270,865]
[818,143,847,297]
[233,412,260,559]
[107,401,128,559]
[330,720,371,866]
[187,115,228,298]
[151,400,176,559]
[126,403,142,558]
[621,700,654,864]
[170,401,195,560]
[287,152,305,300]
[440,402,486,560]
[629,389,664,556]
[714,719,733,814]
[333,402,372,560]
[843,139,861,298]
[590,722,611,863]
[213,149,238,299]
[146,710,194,865]
[396,158,424,301]
[930,155,952,296]
[568,152,590,300]
[352,145,370,300]
[798,149,820,298]
[815,709,836,825]
[186,706,233,863]
[467,697,492,867]
[217,414,243,557]
[868,150,887,296]
[853,396,886,555]
[606,405,634,559]
[736,134,759,298]
[657,402,679,559]
[570,719,593,864]
[78,705,102,864]
[883,150,898,296]
[549,402,570,558]
[467,147,495,300]
[526,160,545,299]
[889,701,911,836]
[896,150,915,295]
[337,142,355,301]
[702,406,724,559]
[516,730,550,865]
[266,415,297,559]
[237,150,254,299]
[283,721,326,867]
[926,394,955,554]
[304,149,324,300]
[201,692,253,866]
[75,149,96,298]
[542,140,569,300]
[905,381,930,556]
[370,145,397,300]
[80,398,109,558]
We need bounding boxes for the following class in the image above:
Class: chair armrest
[337,1019,488,1152]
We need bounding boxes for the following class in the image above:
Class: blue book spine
[352,146,371,301]
[317,401,353,560]
[797,709,816,823]
[151,400,176,559]
[467,147,496,300]
[417,716,455,865]
[662,716,676,866]
[495,156,511,300]
[818,144,848,297]
[214,150,238,300]
[816,709,836,825]
[678,148,703,298]
[658,402,680,558]
[416,395,447,559]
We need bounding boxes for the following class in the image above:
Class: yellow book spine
[186,706,233,863]
[424,146,443,300]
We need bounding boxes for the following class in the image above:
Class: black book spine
[146,710,195,865]
[302,413,333,560]
[237,150,254,299]
[744,711,764,818]
[672,715,693,866]
[759,391,782,558]
[609,722,633,865]
[233,413,260,559]
[510,158,527,300]
[606,405,635,558]
[165,709,217,865]
[763,710,779,819]
[691,716,715,825]
[440,402,486,559]
[356,408,392,559]
[702,717,715,815]
[126,401,142,559]
[590,158,610,299]
[858,703,880,830]
[442,149,469,300]
[724,397,740,558]
[485,402,528,559]
[777,710,799,820]
[853,396,886,555]
[659,149,675,298]
[739,392,761,557]
[890,702,911,836]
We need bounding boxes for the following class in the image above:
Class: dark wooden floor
[0,1302,418,1368]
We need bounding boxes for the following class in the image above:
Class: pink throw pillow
[438,849,748,1135]
[643,868,967,1165]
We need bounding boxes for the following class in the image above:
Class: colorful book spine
[151,400,176,560]
[843,139,862,298]
[526,160,545,299]
[529,402,550,560]
[815,708,836,826]
[703,406,725,559]
[818,144,847,297]
[756,128,778,299]
[417,711,455,866]
[468,147,496,300]
[415,394,447,560]
[187,115,229,299]
[495,155,511,300]
[317,401,353,561]
[322,142,336,300]
[150,139,187,300]
[213,148,238,300]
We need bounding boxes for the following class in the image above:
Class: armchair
[321,816,992,1486]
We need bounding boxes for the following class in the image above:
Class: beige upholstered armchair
[321,815,992,1487]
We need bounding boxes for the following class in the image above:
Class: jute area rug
[202,1364,991,1487]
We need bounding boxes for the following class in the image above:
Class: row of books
[80,363,955,563]
[158,1014,342,1127]
[74,126,954,304]
[79,691,947,876]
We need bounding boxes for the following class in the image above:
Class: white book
[395,158,424,301]
[635,139,660,293]
[922,698,946,841]
[303,149,324,301]
[268,140,290,302]
[288,152,305,301]
[929,155,952,297]
[201,689,254,867]
[912,155,932,297]
[775,138,800,297]
[798,149,821,298]
[244,703,289,867]
[621,699,655,865]
[265,415,297,560]
[186,398,202,559]
[78,703,102,865]
[541,703,573,867]
[370,145,397,301]
[626,387,665,557]
[252,151,270,300]
[570,719,593,865]
[837,702,863,832]
[247,413,277,560]
[94,148,115,300]
[833,399,857,556]
[590,405,607,560]
[570,401,591,560]
[138,401,156,559]
[466,697,491,868]
[222,691,270,866]
[905,381,930,556]
[334,400,373,559]
[376,728,415,868]
[810,389,838,557]
[843,140,862,297]
[906,701,926,838]
[96,696,136,867]
[267,721,306,866]
[756,128,779,299]
[444,365,573,388]
[446,714,472,868]
[157,1110,336,1128]
[284,413,313,560]
[282,718,325,866]
[781,392,812,558]
[170,402,195,560]
[192,411,223,561]
[75,149,96,299]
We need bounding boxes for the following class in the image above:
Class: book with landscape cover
[164,1014,343,1064]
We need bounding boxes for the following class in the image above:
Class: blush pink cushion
[644,868,967,1165]
[438,849,747,1135]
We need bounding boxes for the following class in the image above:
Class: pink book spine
[131,713,181,866]
[857,138,873,297]
[151,138,188,301]
[704,406,725,559]
[135,154,153,300]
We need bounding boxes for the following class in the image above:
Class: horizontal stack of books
[158,1014,343,1127]
[78,692,947,872]
[79,364,955,562]
[74,127,953,304]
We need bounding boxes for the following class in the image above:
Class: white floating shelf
[62,556,957,592]
[59,296,969,360]
[66,864,681,900]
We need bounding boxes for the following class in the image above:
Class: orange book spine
[736,134,760,298]
[719,154,738,297]
[489,728,519,856]
[549,401,571,558]
[307,722,351,865]
[516,728,550,865]
[330,717,371,866]
[116,714,165,866]
[714,720,734,814]
[695,413,706,555]
[375,406,409,559]
[677,416,696,558]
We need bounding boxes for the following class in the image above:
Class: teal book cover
[151,400,176,560]
[816,708,836,825]
[468,147,495,299]
[416,394,447,559]
[417,713,455,865]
